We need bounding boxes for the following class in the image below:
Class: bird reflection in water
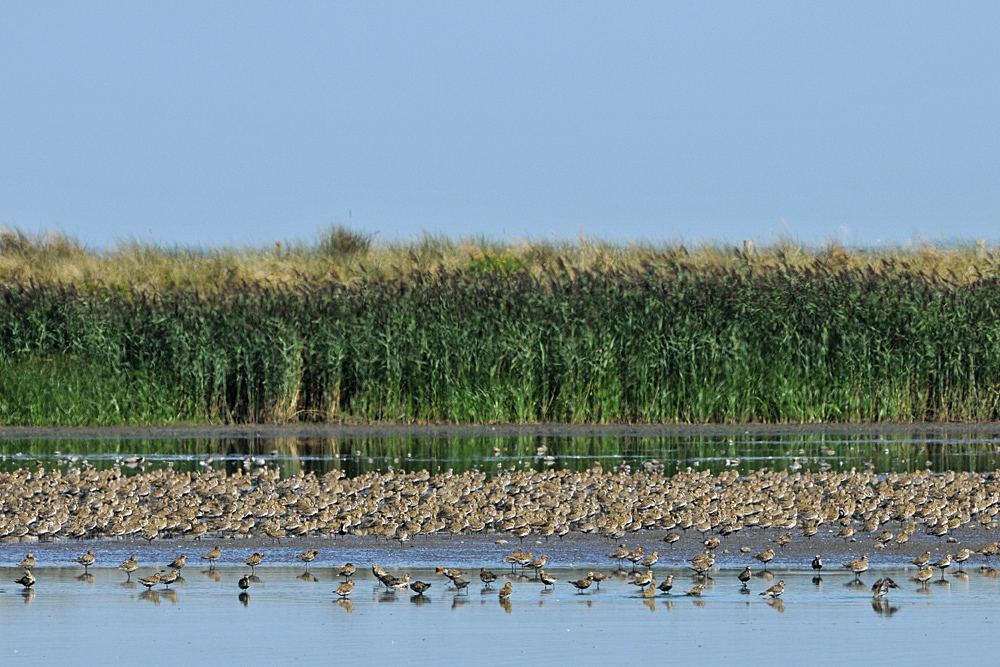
[500,599,512,614]
[410,594,431,606]
[336,599,353,613]
[298,572,319,583]
[21,589,35,605]
[161,589,178,605]
[77,573,94,584]
[140,590,160,605]
[765,598,784,613]
[872,599,898,616]
[238,592,250,607]
[202,569,221,583]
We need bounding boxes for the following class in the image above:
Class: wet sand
[3,562,1000,666]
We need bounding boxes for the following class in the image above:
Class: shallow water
[2,563,999,666]
[5,428,1000,476]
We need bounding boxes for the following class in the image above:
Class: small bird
[138,572,161,590]
[480,568,498,586]
[843,555,869,580]
[686,583,705,596]
[201,546,222,568]
[953,548,972,571]
[239,574,251,591]
[871,577,900,599]
[14,570,35,589]
[657,575,674,594]
[913,566,933,587]
[811,555,823,571]
[159,569,179,587]
[451,576,470,594]
[933,554,952,577]
[17,553,35,569]
[630,569,654,588]
[539,570,558,588]
[74,549,95,573]
[118,555,138,581]
[754,549,775,570]
[738,565,752,587]
[640,550,660,568]
[911,551,931,568]
[641,583,657,598]
[760,580,785,598]
[296,550,320,569]
[587,571,610,589]
[337,563,356,579]
[389,574,411,591]
[333,580,354,598]
[410,581,431,596]
[243,552,264,573]
[569,576,593,593]
[662,533,681,547]
[167,554,187,570]
[498,582,512,601]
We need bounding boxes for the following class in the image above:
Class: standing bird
[239,574,251,591]
[451,576,470,594]
[811,555,823,571]
[656,574,674,594]
[498,582,512,601]
[913,566,933,587]
[539,570,558,589]
[74,549,95,573]
[14,570,35,589]
[167,554,187,570]
[843,555,869,580]
[760,580,785,598]
[871,577,900,599]
[953,549,972,572]
[754,549,775,571]
[138,572,161,590]
[911,552,931,568]
[480,568,498,587]
[18,553,35,569]
[738,566,752,588]
[201,546,222,569]
[333,579,354,598]
[297,550,320,570]
[410,581,431,596]
[588,572,610,589]
[933,554,952,578]
[569,576,593,593]
[243,552,264,574]
[686,583,705,596]
[118,555,138,581]
[337,563,356,579]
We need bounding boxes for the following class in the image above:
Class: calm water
[2,565,998,666]
[3,429,1000,477]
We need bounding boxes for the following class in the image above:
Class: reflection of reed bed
[1,462,999,545]
[6,433,1000,477]
[5,265,1000,426]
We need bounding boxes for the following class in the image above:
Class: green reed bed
[2,266,1000,425]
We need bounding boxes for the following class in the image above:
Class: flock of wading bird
[10,532,1000,611]
[4,462,1000,608]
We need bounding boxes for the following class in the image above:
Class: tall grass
[2,264,1000,425]
[3,225,1000,291]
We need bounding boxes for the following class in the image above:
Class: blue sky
[1,2,998,248]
